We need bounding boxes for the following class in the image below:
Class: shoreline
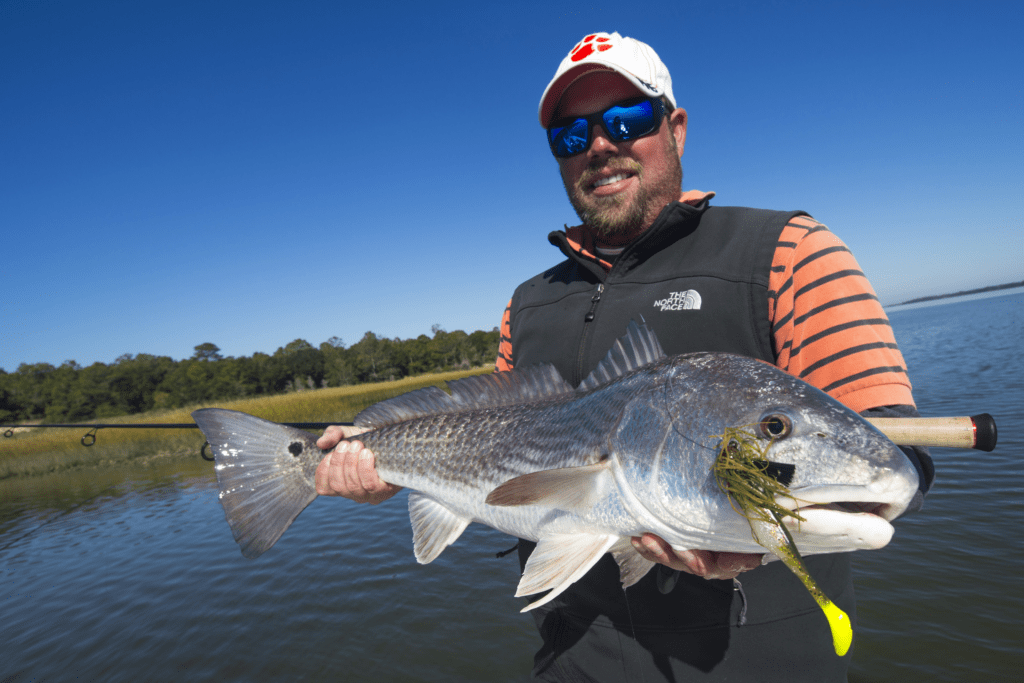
[0,366,492,479]
[889,280,1024,307]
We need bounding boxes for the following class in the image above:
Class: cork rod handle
[867,414,997,451]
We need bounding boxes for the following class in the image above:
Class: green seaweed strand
[711,425,805,527]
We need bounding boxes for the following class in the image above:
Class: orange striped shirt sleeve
[495,299,514,372]
[769,215,915,413]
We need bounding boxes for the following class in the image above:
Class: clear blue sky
[2,0,1021,372]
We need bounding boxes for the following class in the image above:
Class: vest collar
[548,191,715,277]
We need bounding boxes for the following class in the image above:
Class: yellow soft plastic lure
[748,512,853,656]
[713,426,852,656]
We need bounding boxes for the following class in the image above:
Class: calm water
[2,291,1022,682]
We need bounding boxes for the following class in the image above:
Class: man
[316,32,934,682]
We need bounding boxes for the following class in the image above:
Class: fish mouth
[779,476,919,520]
[772,485,916,551]
[796,500,903,521]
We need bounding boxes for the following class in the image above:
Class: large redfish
[193,322,919,634]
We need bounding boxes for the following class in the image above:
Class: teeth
[593,173,629,188]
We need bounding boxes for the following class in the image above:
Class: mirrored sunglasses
[547,97,666,158]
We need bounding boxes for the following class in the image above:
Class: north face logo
[653,290,701,311]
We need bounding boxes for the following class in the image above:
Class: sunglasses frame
[547,97,666,158]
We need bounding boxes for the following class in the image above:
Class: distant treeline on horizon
[0,327,500,424]
[893,280,1024,306]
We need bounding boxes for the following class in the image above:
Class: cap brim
[538,61,668,127]
[538,63,614,128]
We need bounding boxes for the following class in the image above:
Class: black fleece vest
[508,201,805,384]
[505,201,856,679]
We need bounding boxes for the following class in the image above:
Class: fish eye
[758,413,793,440]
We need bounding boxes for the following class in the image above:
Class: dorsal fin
[354,364,574,429]
[578,320,666,391]
[355,322,660,428]
[447,364,573,408]
[354,385,456,429]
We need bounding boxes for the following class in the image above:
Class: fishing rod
[1,421,355,460]
[1,414,999,454]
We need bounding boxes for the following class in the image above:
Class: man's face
[554,71,687,245]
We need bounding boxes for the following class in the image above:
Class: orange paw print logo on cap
[570,34,613,62]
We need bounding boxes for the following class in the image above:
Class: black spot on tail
[289,442,303,457]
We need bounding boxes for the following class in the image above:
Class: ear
[669,108,688,156]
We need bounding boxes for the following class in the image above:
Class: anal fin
[516,533,618,611]
[408,492,471,564]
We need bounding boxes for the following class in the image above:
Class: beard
[563,134,683,242]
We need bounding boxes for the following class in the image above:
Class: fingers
[314,438,402,505]
[316,425,346,451]
[630,534,690,571]
[631,533,705,574]
[630,533,763,580]
[717,551,763,575]
[316,424,369,450]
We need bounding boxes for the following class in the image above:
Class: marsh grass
[0,367,492,479]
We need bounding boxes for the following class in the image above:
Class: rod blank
[867,413,997,451]
[5,416,998,451]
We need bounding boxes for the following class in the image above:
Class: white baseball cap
[538,32,676,128]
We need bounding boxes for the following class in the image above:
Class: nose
[587,123,618,157]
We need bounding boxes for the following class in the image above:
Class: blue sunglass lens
[603,100,656,141]
[551,118,591,157]
[548,98,661,157]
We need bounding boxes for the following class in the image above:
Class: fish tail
[192,408,322,559]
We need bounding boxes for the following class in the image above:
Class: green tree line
[0,326,500,423]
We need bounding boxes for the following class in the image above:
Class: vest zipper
[584,283,604,322]
[574,283,604,385]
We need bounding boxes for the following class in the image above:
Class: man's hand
[631,533,762,580]
[315,425,402,504]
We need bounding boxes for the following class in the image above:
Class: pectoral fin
[516,533,618,611]
[408,492,471,564]
[485,463,612,513]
